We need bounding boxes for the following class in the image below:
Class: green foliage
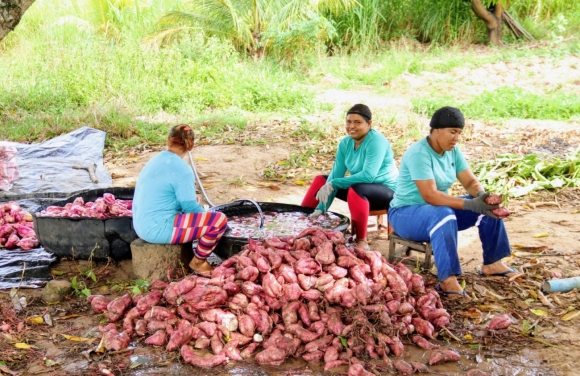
[472,152,580,197]
[412,87,580,122]
[71,276,92,298]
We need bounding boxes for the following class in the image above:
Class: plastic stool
[388,232,433,270]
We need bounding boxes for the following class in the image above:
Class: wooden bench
[388,232,433,270]
[130,238,193,281]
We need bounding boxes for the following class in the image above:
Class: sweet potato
[267,248,283,269]
[134,291,162,315]
[325,360,347,371]
[223,282,241,295]
[491,207,510,218]
[297,303,311,327]
[87,295,111,314]
[302,350,324,362]
[393,360,414,375]
[484,193,503,205]
[388,336,404,357]
[429,349,461,365]
[145,330,167,347]
[304,334,333,353]
[488,314,512,330]
[223,339,243,361]
[177,303,198,323]
[210,333,224,355]
[240,342,260,359]
[315,241,336,265]
[412,318,435,338]
[412,335,439,349]
[297,274,318,291]
[236,266,260,282]
[348,363,374,376]
[196,321,217,337]
[228,293,249,311]
[279,264,298,284]
[294,258,321,275]
[301,289,323,302]
[324,345,341,362]
[229,332,253,346]
[410,274,426,295]
[283,283,303,301]
[264,294,283,310]
[180,344,228,368]
[255,347,287,365]
[144,306,177,324]
[134,319,147,336]
[286,323,321,343]
[410,361,429,373]
[238,314,256,337]
[241,281,263,296]
[103,328,130,351]
[166,320,194,352]
[282,301,301,327]
[106,293,132,323]
[194,336,210,349]
[262,272,283,298]
[327,313,345,336]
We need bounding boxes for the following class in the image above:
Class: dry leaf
[268,185,281,191]
[562,310,580,321]
[530,309,548,316]
[195,157,209,161]
[61,334,94,342]
[293,180,306,186]
[25,316,45,325]
[534,233,550,238]
[14,342,36,349]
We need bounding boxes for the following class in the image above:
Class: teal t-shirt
[317,129,399,211]
[133,151,205,243]
[390,137,469,208]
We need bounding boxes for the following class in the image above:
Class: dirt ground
[2,54,580,376]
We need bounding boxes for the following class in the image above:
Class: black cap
[430,106,465,129]
[346,104,372,122]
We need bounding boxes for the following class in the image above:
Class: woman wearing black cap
[301,104,399,250]
[388,106,521,299]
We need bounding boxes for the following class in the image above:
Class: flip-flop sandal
[435,284,469,299]
[477,265,521,278]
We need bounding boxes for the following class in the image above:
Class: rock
[42,280,72,303]
[130,238,192,281]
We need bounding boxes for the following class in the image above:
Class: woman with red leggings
[302,104,398,249]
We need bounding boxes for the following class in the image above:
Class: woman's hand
[463,193,499,218]
[315,182,334,206]
[309,209,323,219]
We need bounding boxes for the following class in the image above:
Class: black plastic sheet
[0,247,57,289]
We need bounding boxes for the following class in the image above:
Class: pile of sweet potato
[0,202,38,250]
[36,193,132,219]
[87,227,461,374]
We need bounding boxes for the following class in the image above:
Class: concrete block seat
[130,238,193,281]
[388,232,433,271]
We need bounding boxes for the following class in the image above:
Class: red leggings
[170,211,227,259]
[301,175,394,240]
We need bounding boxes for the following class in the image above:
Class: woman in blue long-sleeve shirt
[132,124,227,276]
[302,104,398,249]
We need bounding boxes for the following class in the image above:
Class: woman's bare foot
[437,276,470,301]
[189,256,213,276]
[480,261,523,279]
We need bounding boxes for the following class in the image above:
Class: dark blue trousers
[388,196,511,281]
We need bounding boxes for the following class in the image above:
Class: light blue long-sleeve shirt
[317,129,398,211]
[132,151,205,243]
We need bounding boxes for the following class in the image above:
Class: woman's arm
[457,168,485,197]
[414,179,465,209]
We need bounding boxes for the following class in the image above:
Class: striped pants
[170,211,228,259]
[388,195,511,281]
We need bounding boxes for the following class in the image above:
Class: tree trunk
[0,0,35,42]
[471,0,503,45]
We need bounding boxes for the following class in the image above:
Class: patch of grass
[411,87,580,122]
[466,87,580,121]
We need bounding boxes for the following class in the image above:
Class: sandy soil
[1,53,580,376]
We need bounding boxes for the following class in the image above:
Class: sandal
[435,284,471,301]
[477,265,523,279]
